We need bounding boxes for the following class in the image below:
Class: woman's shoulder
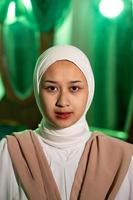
[0,129,31,152]
[0,137,11,168]
[91,131,133,151]
[0,137,8,153]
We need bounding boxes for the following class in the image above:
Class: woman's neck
[36,116,91,149]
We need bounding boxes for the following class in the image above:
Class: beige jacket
[6,131,133,200]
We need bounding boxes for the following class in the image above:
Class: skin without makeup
[39,60,88,129]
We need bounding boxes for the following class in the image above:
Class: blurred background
[0,0,132,142]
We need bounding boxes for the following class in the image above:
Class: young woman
[0,45,133,200]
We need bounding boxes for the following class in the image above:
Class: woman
[0,45,133,200]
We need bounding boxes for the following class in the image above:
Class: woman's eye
[70,86,80,92]
[46,86,58,92]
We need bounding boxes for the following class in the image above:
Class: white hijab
[33,45,95,148]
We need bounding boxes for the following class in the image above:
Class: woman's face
[39,60,88,129]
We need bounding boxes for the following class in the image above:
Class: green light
[22,0,32,11]
[0,75,5,100]
[99,0,124,18]
[6,1,16,23]
[54,8,72,45]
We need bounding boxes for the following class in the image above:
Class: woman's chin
[51,120,76,129]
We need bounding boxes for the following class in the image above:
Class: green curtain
[54,0,133,131]
[0,0,71,100]
[0,0,40,99]
[30,0,71,32]
[124,89,133,132]
[0,74,5,100]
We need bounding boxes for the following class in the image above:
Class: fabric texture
[36,118,90,149]
[7,130,133,200]
[7,131,60,200]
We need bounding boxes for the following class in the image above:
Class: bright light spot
[99,0,124,18]
[6,1,16,23]
[22,0,32,11]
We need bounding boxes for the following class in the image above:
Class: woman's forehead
[41,60,87,82]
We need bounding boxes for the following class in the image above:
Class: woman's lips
[55,112,72,119]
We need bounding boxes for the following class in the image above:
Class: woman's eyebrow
[43,80,82,84]
[43,80,58,84]
[70,81,82,83]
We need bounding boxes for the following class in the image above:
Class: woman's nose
[56,92,70,107]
